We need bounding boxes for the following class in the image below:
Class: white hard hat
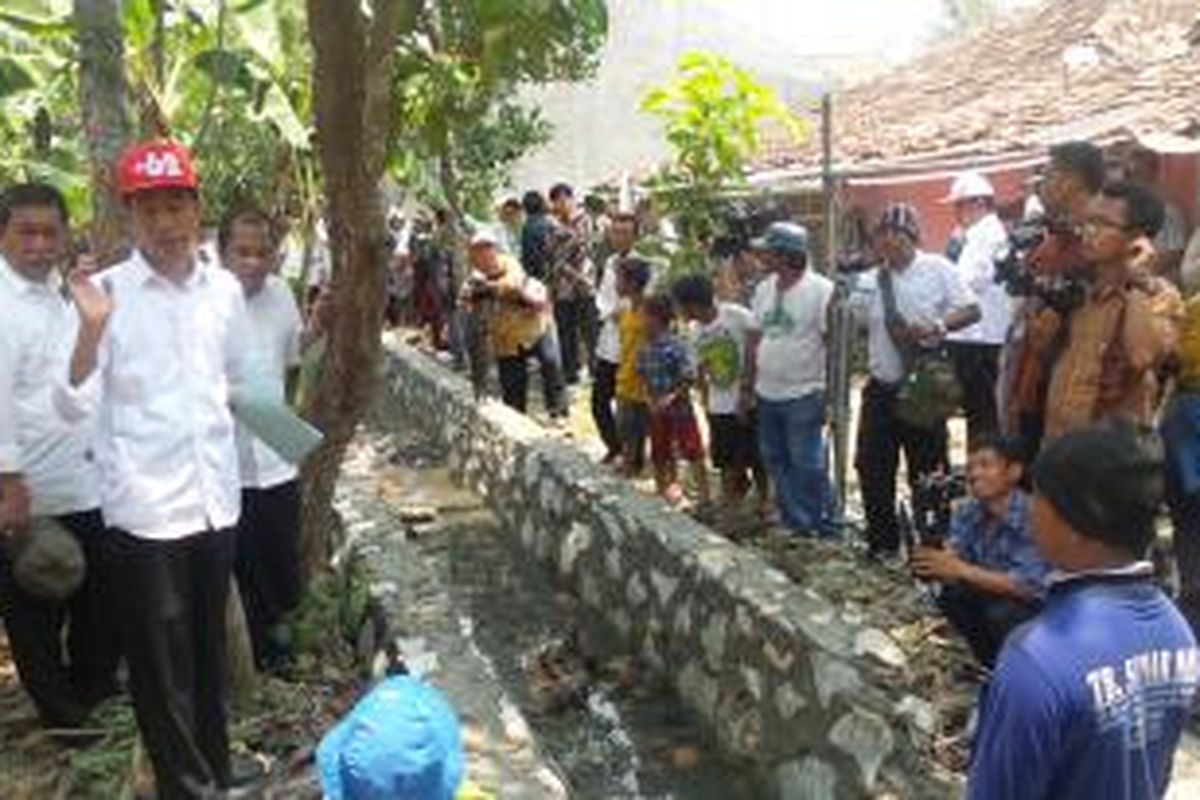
[469,227,499,248]
[943,172,995,204]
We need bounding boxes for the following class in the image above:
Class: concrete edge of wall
[382,341,958,799]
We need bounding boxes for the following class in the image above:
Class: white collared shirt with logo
[57,250,249,540]
[0,256,100,516]
[235,274,303,490]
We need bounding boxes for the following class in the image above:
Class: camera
[905,470,968,549]
[993,223,1087,315]
[834,251,879,275]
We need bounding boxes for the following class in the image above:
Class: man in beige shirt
[1044,182,1182,441]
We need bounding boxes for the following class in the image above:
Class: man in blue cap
[742,222,836,536]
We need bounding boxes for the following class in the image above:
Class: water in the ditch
[364,426,762,799]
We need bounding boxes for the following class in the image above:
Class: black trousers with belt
[109,527,234,799]
[0,508,120,727]
[235,480,302,670]
[855,380,948,556]
[950,341,1001,449]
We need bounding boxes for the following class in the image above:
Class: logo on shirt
[696,331,742,389]
[1086,647,1200,743]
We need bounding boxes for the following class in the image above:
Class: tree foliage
[640,50,807,272]
[0,0,315,228]
[392,0,607,218]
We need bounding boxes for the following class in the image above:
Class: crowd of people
[410,140,1200,797]
[4,130,1200,798]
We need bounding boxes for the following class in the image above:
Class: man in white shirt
[62,140,247,797]
[592,212,638,463]
[0,183,119,728]
[855,203,980,558]
[943,172,1012,448]
[743,222,836,536]
[219,207,305,674]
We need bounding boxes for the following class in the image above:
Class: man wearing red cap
[59,140,246,797]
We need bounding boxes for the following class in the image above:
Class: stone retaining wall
[382,341,956,799]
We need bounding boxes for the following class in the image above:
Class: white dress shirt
[236,275,303,490]
[858,251,978,384]
[594,253,624,364]
[947,212,1012,346]
[58,250,249,540]
[0,256,100,516]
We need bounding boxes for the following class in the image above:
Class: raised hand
[67,255,113,332]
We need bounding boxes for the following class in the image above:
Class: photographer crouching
[911,436,1051,667]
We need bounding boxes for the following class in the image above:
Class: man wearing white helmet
[944,172,1011,450]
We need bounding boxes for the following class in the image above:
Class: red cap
[117,139,198,197]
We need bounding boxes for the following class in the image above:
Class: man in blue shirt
[912,435,1050,666]
[968,423,1200,800]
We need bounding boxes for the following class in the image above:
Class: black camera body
[907,470,968,549]
[993,223,1088,315]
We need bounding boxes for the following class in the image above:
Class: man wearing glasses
[1041,182,1183,441]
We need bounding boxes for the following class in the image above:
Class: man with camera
[1041,182,1182,441]
[911,436,1050,667]
[1005,142,1105,456]
[967,424,1198,800]
[460,228,567,420]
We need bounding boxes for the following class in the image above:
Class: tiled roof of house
[755,0,1200,172]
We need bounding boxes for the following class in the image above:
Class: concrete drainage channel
[335,425,758,798]
[364,340,967,800]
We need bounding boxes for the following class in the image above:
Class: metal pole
[822,93,852,524]
[821,94,835,271]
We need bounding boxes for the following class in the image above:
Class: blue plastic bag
[317,675,464,800]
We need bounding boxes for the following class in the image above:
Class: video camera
[993,221,1087,315]
[900,470,968,551]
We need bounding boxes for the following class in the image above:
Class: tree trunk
[73,0,131,265]
[301,0,407,577]
[226,581,257,699]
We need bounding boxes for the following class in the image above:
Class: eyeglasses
[1082,215,1131,235]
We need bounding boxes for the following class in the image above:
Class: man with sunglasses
[1041,182,1183,441]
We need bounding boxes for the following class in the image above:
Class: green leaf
[0,56,37,99]
[194,47,257,92]
[256,82,309,149]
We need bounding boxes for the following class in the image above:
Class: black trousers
[950,341,1001,449]
[496,332,567,417]
[235,481,302,670]
[109,527,234,799]
[855,380,948,555]
[591,359,619,456]
[554,298,585,384]
[1168,492,1200,638]
[0,509,119,727]
[938,583,1037,667]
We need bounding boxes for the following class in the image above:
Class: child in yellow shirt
[614,258,652,476]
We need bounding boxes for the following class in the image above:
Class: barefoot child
[636,292,711,509]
